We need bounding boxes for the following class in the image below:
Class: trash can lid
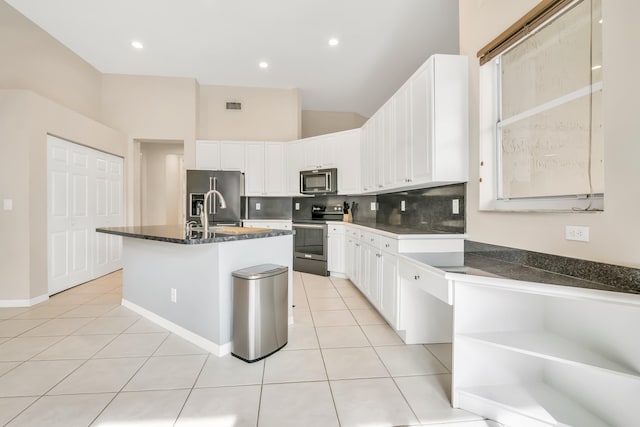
[232,264,288,280]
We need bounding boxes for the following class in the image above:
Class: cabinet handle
[370,238,374,242]
[414,275,420,280]
[385,243,390,248]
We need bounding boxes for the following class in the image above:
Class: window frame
[478,0,603,212]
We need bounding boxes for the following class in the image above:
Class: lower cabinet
[379,250,398,329]
[327,224,346,275]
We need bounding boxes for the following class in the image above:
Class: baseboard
[330,272,348,279]
[122,299,231,356]
[0,293,49,308]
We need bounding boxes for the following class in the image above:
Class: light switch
[3,199,12,211]
[255,203,261,211]
[401,200,406,212]
[452,199,460,215]
[295,202,300,210]
[370,202,377,211]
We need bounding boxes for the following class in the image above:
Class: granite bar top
[96,225,292,245]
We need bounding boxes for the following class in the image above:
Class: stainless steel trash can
[232,264,288,363]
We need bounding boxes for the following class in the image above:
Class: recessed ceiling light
[328,38,339,46]
[131,40,144,49]
[259,61,269,69]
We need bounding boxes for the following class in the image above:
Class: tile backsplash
[376,184,465,233]
[289,183,465,234]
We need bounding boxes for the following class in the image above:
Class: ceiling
[6,0,460,117]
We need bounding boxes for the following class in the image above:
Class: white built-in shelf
[456,383,609,427]
[459,331,640,380]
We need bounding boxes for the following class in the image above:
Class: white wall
[301,110,368,138]
[460,0,640,268]
[198,85,301,142]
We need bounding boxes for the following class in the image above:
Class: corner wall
[0,90,126,301]
[301,110,368,138]
[460,0,640,268]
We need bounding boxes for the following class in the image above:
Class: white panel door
[48,135,124,295]
[94,152,124,278]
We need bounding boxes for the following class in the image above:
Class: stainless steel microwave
[300,168,337,195]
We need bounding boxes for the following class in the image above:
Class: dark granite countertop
[96,225,292,245]
[402,245,640,296]
[453,253,635,294]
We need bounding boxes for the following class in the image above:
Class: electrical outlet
[3,199,12,211]
[452,199,460,215]
[255,202,261,211]
[295,202,300,210]
[170,288,177,303]
[401,200,406,212]
[565,226,590,242]
[370,202,377,211]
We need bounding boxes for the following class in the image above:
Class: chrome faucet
[200,189,227,234]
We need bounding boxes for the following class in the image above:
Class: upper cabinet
[195,140,245,171]
[245,142,287,196]
[293,129,361,195]
[361,54,469,193]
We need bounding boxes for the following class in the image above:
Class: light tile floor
[0,270,502,427]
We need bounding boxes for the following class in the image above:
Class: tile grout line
[171,351,212,427]
[86,323,173,426]
[302,273,343,427]
[2,278,127,425]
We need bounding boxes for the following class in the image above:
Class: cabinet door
[394,83,411,185]
[336,130,361,195]
[352,241,363,288]
[264,142,286,195]
[302,139,323,170]
[327,234,345,274]
[381,100,396,188]
[244,142,265,196]
[195,140,221,170]
[320,134,338,168]
[286,141,304,195]
[361,118,377,193]
[380,251,398,328]
[219,142,245,171]
[410,59,434,183]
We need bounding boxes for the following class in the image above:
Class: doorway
[135,140,185,226]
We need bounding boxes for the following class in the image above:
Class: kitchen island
[97,225,293,356]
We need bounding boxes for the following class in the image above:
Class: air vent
[226,102,242,111]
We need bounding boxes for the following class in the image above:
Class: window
[479,0,603,211]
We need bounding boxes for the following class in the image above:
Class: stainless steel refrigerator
[186,170,244,226]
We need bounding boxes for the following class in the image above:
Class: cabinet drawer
[379,235,398,253]
[361,230,379,246]
[399,259,453,305]
[328,223,346,235]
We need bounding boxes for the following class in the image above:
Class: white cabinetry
[360,54,468,193]
[408,55,468,185]
[340,224,463,337]
[453,281,640,427]
[244,142,286,196]
[286,141,304,196]
[292,129,361,195]
[327,224,346,276]
[195,140,245,171]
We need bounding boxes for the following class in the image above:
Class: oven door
[293,223,327,261]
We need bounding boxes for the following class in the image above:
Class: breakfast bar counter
[97,225,294,356]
